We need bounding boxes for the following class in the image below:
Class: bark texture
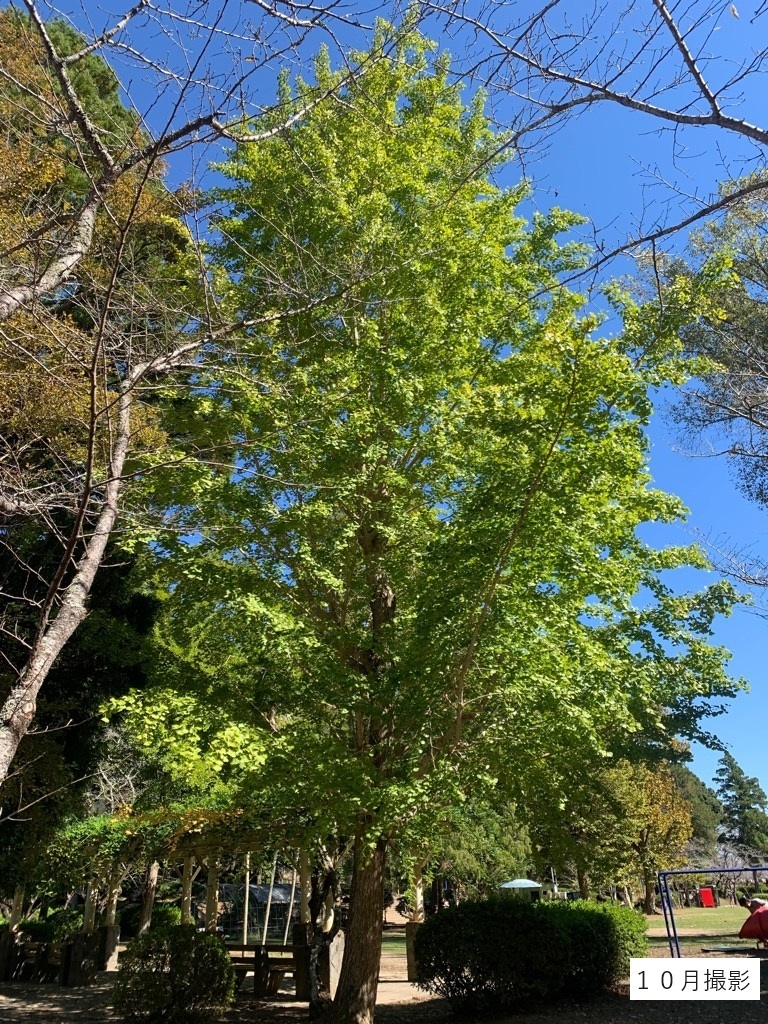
[330,836,387,1024]
[138,861,159,935]
[0,382,134,783]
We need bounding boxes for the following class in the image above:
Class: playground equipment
[739,905,768,945]
[657,865,768,957]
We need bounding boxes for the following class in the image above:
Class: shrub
[149,905,182,932]
[414,898,569,1013]
[541,901,647,997]
[118,903,181,937]
[113,926,235,1024]
[415,897,647,1014]
[18,918,56,942]
[19,909,83,942]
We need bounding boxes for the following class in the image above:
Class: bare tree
[421,0,768,273]
[0,0,408,785]
[0,0,384,320]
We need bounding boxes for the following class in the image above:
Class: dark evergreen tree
[668,763,724,856]
[715,752,768,855]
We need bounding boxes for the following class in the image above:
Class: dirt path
[1,957,766,1023]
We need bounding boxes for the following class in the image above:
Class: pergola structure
[657,866,768,957]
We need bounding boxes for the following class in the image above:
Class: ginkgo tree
[136,28,742,1024]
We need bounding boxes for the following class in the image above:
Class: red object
[698,886,716,908]
[739,906,768,941]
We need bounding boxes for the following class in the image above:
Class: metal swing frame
[657,865,768,957]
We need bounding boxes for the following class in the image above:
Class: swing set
[657,865,768,957]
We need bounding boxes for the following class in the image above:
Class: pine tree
[715,752,768,855]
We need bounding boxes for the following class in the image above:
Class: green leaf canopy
[143,29,740,845]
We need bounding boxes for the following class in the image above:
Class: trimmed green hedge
[118,903,181,937]
[113,926,235,1024]
[18,909,83,942]
[414,897,647,1014]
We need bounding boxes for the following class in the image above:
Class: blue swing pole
[657,865,768,958]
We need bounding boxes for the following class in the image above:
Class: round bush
[541,901,647,997]
[414,896,647,1014]
[414,899,569,1014]
[113,926,235,1024]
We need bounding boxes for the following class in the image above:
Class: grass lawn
[381,933,407,956]
[645,905,747,932]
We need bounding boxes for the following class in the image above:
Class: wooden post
[9,884,24,931]
[205,855,220,933]
[261,852,277,945]
[180,854,194,926]
[406,857,426,982]
[413,859,425,923]
[138,861,160,935]
[283,860,297,944]
[105,868,123,928]
[242,852,250,945]
[299,849,311,925]
[321,887,334,933]
[82,882,98,934]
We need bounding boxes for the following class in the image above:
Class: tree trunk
[413,858,425,923]
[9,885,24,931]
[83,882,98,934]
[283,862,297,944]
[138,861,160,935]
[261,853,277,944]
[576,867,589,900]
[105,867,124,927]
[643,873,656,915]
[330,836,387,1024]
[205,855,220,933]
[405,857,426,983]
[0,190,103,321]
[322,888,335,933]
[0,338,200,786]
[300,849,312,925]
[181,854,194,926]
[0,380,134,784]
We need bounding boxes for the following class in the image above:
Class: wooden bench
[15,941,64,982]
[225,943,301,997]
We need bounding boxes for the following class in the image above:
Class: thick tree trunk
[138,861,160,935]
[405,857,426,983]
[577,867,589,900]
[330,836,387,1024]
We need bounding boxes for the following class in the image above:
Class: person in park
[738,895,768,913]
[738,895,768,948]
